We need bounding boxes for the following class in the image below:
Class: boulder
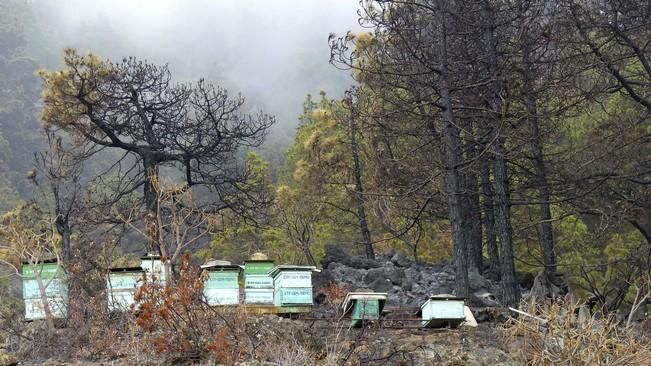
[321,244,350,268]
[390,251,412,267]
[349,255,376,269]
[404,267,422,283]
[389,268,405,285]
[468,269,488,290]
[340,266,365,284]
[472,291,501,307]
[369,277,392,292]
[364,268,386,285]
[516,271,535,289]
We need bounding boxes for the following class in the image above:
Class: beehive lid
[341,292,387,316]
[201,259,241,270]
[269,265,317,278]
[21,257,58,265]
[140,255,162,260]
[109,266,144,273]
[427,294,464,301]
[419,294,465,314]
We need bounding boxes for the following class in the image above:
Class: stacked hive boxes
[202,260,241,306]
[270,265,315,307]
[243,253,275,304]
[22,260,67,320]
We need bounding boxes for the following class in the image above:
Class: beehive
[22,260,67,320]
[107,267,143,312]
[270,265,315,307]
[243,254,274,304]
[201,261,241,306]
[420,295,465,328]
[140,255,166,283]
[341,292,387,327]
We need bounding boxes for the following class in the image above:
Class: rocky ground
[315,245,534,308]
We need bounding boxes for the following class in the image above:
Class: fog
[29,0,362,152]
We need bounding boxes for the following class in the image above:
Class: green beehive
[342,292,387,327]
[22,260,67,321]
[243,253,275,304]
[107,267,143,312]
[202,261,241,306]
[420,295,465,328]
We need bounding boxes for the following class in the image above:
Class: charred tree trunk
[143,154,161,256]
[523,41,556,276]
[482,1,519,305]
[464,122,483,273]
[480,155,500,274]
[436,2,470,298]
[348,97,375,260]
[492,142,520,306]
[54,217,71,263]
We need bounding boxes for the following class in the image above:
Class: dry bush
[504,300,651,365]
[258,335,317,366]
[321,282,349,307]
[132,254,253,364]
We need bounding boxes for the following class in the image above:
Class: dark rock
[404,267,422,283]
[516,271,535,289]
[369,277,392,292]
[529,271,569,300]
[484,269,500,282]
[402,281,412,291]
[468,269,488,290]
[442,265,456,275]
[391,251,411,267]
[437,285,452,295]
[313,292,326,305]
[472,291,501,307]
[321,244,350,268]
[389,268,405,285]
[312,270,334,294]
[340,266,365,283]
[349,255,376,269]
[364,268,386,284]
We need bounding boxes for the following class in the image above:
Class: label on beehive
[277,287,312,305]
[245,275,273,288]
[23,278,67,299]
[244,261,274,274]
[22,263,63,280]
[204,288,239,306]
[275,272,312,288]
[205,272,239,289]
[245,289,274,304]
[108,273,141,289]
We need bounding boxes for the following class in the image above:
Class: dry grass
[504,300,651,365]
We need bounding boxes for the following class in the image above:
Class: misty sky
[30,0,362,142]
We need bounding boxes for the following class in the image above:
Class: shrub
[504,299,651,365]
[132,254,250,364]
